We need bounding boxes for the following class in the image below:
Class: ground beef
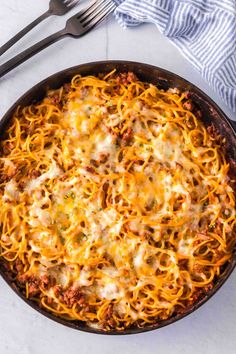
[18,180,26,191]
[90,159,100,168]
[103,125,119,141]
[2,142,14,155]
[53,285,62,297]
[64,83,72,93]
[0,174,11,184]
[207,124,220,139]
[17,273,56,296]
[99,153,109,164]
[90,153,110,168]
[61,288,82,307]
[121,127,133,146]
[85,166,95,174]
[53,286,83,308]
[40,275,56,291]
[102,304,117,329]
[187,282,214,307]
[15,259,24,273]
[28,280,40,296]
[17,276,41,297]
[115,72,138,86]
[30,169,41,178]
[60,174,68,182]
[183,100,193,111]
[51,95,60,105]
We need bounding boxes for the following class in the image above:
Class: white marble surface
[0,1,236,353]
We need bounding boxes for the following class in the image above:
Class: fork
[0,0,80,57]
[0,0,116,79]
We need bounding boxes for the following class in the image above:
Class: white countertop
[0,1,236,353]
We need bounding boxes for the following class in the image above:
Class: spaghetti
[0,71,235,331]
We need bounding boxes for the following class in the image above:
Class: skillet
[0,60,236,335]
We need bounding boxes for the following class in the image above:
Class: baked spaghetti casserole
[0,71,235,331]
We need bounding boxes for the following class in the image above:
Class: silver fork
[0,0,116,79]
[0,0,80,57]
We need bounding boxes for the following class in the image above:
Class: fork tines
[79,0,116,27]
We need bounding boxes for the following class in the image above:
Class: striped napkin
[114,0,236,112]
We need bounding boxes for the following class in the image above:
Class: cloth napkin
[114,0,236,112]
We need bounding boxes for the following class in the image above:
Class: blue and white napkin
[114,0,236,112]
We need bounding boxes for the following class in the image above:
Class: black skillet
[0,61,236,335]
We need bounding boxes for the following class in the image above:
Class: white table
[0,1,236,353]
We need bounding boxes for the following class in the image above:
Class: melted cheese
[98,282,124,300]
[25,161,62,193]
[3,180,19,201]
[178,240,191,256]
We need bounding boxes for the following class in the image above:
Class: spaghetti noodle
[0,71,235,331]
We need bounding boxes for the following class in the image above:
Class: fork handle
[0,10,51,57]
[0,29,68,79]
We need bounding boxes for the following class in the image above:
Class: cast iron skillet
[0,61,236,335]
